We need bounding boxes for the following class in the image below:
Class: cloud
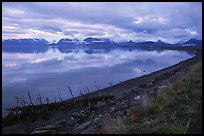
[134,16,167,25]
[63,30,79,36]
[185,29,198,36]
[2,2,202,43]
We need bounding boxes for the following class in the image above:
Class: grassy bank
[100,61,202,134]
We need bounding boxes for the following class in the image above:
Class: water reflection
[2,46,194,116]
[2,47,192,73]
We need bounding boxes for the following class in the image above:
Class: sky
[2,2,202,43]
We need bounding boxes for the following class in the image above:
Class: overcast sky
[2,2,202,43]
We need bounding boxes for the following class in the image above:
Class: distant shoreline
[70,46,201,102]
[117,45,202,52]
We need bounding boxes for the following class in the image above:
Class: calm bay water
[2,45,194,116]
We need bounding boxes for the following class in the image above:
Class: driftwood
[107,82,112,96]
[58,91,63,102]
[68,85,75,105]
[27,90,34,106]
[85,87,91,106]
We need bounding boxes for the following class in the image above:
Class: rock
[55,118,67,125]
[71,117,75,121]
[88,113,95,119]
[80,110,85,113]
[77,120,92,131]
[30,130,49,134]
[150,79,154,83]
[35,124,56,131]
[98,114,102,118]
[146,82,153,87]
[122,105,128,109]
[39,124,60,130]
[116,111,123,116]
[94,117,102,123]
[96,101,106,108]
[72,112,86,118]
[108,100,115,105]
[149,91,156,95]
[85,107,91,111]
[134,96,141,100]
[121,101,125,105]
[93,117,103,127]
[143,120,151,126]
[72,112,81,117]
[111,106,115,111]
[56,117,74,126]
[159,85,167,90]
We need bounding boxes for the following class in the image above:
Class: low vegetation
[2,86,114,127]
[98,61,202,134]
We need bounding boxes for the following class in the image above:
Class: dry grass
[107,61,202,134]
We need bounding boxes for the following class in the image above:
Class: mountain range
[2,37,202,46]
[2,38,48,46]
